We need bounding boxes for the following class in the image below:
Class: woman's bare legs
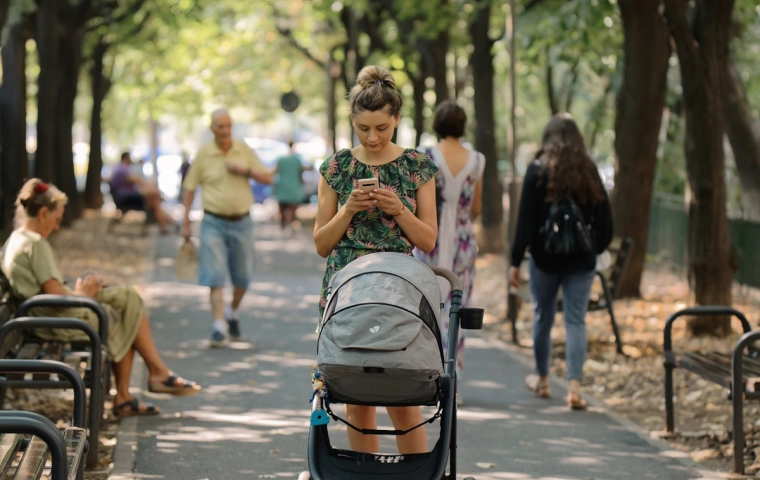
[346,405,428,454]
[129,312,192,386]
[346,405,380,453]
[387,406,428,454]
[112,347,158,412]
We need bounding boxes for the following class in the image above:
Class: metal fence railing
[647,192,760,288]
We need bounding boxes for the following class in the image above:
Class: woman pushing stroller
[313,65,439,454]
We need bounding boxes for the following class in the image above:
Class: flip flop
[148,374,202,397]
[567,393,588,410]
[524,374,551,399]
[114,398,160,417]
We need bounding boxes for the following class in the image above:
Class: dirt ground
[5,211,152,479]
[472,252,760,477]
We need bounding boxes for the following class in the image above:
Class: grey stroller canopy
[317,252,444,406]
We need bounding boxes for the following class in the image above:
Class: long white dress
[414,145,485,377]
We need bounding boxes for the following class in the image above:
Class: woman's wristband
[392,204,405,217]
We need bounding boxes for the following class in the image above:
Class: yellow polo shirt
[183,139,267,216]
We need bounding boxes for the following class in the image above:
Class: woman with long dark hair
[508,114,612,410]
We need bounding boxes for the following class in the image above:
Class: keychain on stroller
[309,367,330,426]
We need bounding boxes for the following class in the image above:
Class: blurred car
[244,137,290,203]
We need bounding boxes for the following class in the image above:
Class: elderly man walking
[182,108,272,347]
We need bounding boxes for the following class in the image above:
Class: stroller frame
[307,265,481,480]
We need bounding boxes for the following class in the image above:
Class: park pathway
[110,216,716,480]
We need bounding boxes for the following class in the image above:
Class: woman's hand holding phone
[345,178,379,214]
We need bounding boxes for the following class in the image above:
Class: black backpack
[541,197,593,257]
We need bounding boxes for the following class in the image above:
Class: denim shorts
[198,213,254,288]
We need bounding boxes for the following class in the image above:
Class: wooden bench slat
[13,435,48,480]
[64,428,86,480]
[672,354,732,388]
[13,344,41,361]
[0,433,21,475]
[31,344,65,381]
[4,345,42,382]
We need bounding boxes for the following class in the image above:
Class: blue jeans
[529,258,596,381]
[198,214,254,288]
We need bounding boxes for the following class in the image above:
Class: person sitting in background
[1,178,202,416]
[273,141,312,232]
[110,152,177,234]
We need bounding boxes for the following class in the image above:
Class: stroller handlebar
[429,266,462,292]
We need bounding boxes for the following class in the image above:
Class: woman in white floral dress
[415,100,484,384]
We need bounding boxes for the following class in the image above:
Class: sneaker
[227,319,241,341]
[209,329,228,348]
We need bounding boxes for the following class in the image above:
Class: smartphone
[357,177,379,191]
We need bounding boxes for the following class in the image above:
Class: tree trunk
[546,63,558,115]
[724,57,760,221]
[664,0,735,336]
[429,27,450,105]
[612,0,671,298]
[411,73,425,147]
[35,2,60,185]
[326,59,339,154]
[55,20,87,224]
[0,19,29,233]
[469,1,503,253]
[83,38,110,209]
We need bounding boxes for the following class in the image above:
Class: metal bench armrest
[15,295,109,345]
[663,306,750,353]
[0,360,85,428]
[0,412,67,480]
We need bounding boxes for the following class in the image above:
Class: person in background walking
[181,108,273,347]
[313,65,438,455]
[508,113,612,410]
[414,100,484,401]
[273,141,312,232]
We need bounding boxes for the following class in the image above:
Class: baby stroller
[307,252,484,480]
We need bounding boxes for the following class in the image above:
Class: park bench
[663,306,760,475]
[0,286,109,471]
[507,236,633,354]
[0,360,88,480]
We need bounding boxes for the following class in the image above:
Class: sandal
[114,398,160,417]
[148,374,202,397]
[567,392,587,410]
[524,374,550,399]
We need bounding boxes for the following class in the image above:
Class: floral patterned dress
[318,148,438,324]
[414,146,485,378]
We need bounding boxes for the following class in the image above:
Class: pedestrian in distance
[181,108,273,348]
[1,179,202,417]
[508,113,613,410]
[414,100,484,401]
[273,141,312,232]
[313,65,439,454]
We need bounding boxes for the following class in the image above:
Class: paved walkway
[110,219,718,480]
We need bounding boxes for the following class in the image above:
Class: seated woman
[0,178,202,416]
